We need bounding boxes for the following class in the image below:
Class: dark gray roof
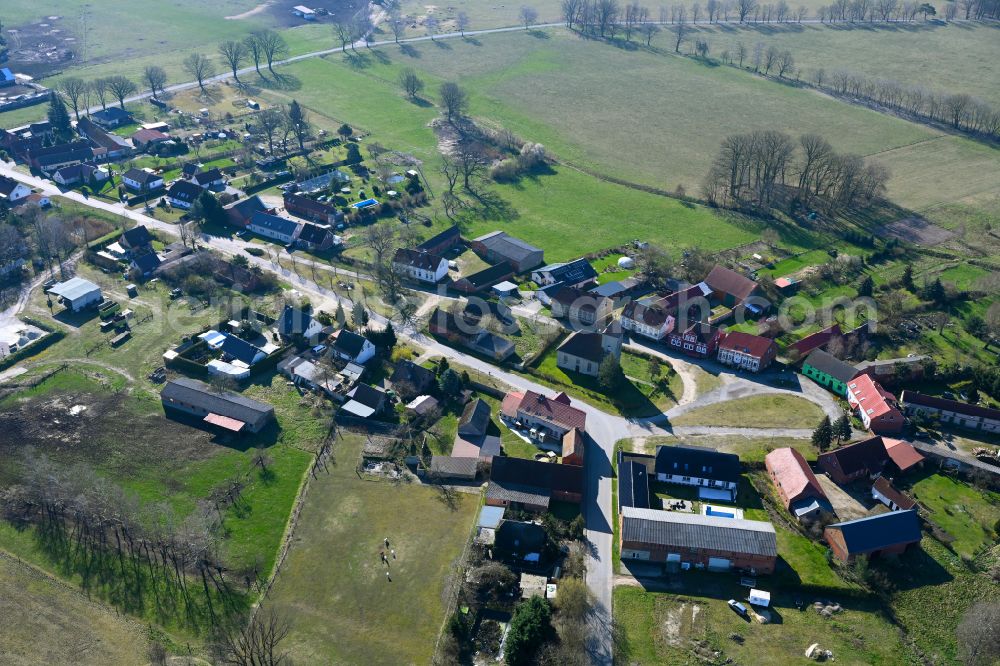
[619,460,650,512]
[901,390,1000,421]
[430,456,479,477]
[458,398,492,437]
[486,480,551,508]
[536,258,597,285]
[654,445,742,484]
[473,231,542,264]
[459,262,515,289]
[122,225,153,247]
[389,360,435,393]
[417,225,461,251]
[161,377,273,423]
[131,251,161,274]
[394,247,446,271]
[828,510,921,554]
[167,180,202,202]
[92,107,131,124]
[621,507,777,557]
[297,223,332,245]
[193,167,223,185]
[334,330,369,358]
[123,168,161,186]
[494,520,547,553]
[225,195,268,222]
[250,212,300,237]
[277,305,315,336]
[220,334,264,365]
[804,349,860,383]
[346,383,386,409]
[557,331,606,364]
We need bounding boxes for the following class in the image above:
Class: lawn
[0,552,152,665]
[265,433,479,664]
[647,434,818,464]
[903,472,1000,559]
[530,347,682,417]
[613,583,908,666]
[670,393,826,429]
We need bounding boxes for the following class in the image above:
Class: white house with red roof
[847,374,904,433]
[717,331,778,373]
[500,390,587,440]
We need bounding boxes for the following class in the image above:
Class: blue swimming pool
[353,198,379,209]
[706,507,735,518]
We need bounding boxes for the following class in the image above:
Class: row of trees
[54,27,292,119]
[703,130,890,212]
[816,0,939,22]
[816,69,1000,140]
[2,449,245,626]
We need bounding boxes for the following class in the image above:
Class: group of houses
[1,111,181,189]
[615,434,927,574]
[222,193,342,252]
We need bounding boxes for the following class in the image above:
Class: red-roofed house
[501,390,587,440]
[881,438,925,474]
[788,324,842,360]
[847,374,904,433]
[717,331,778,373]
[871,476,917,511]
[765,447,831,521]
[701,264,761,307]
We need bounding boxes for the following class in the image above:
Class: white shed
[49,277,102,312]
[748,589,771,607]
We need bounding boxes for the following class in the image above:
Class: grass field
[265,433,479,664]
[0,552,152,665]
[614,582,907,666]
[678,22,1000,107]
[904,472,1000,559]
[650,434,818,463]
[670,393,826,428]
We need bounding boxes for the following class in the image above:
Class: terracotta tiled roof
[765,447,826,508]
[881,438,925,472]
[703,264,759,302]
[502,390,586,432]
[848,375,899,420]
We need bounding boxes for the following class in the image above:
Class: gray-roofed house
[191,167,225,190]
[824,510,921,562]
[620,507,777,574]
[296,223,339,252]
[393,248,449,284]
[248,212,302,244]
[121,225,154,252]
[49,277,102,312]
[341,383,388,419]
[90,107,132,129]
[451,262,515,294]
[654,445,741,501]
[556,326,622,377]
[225,195,270,228]
[801,349,862,398]
[458,399,492,438]
[389,360,436,398]
[430,456,479,481]
[219,334,267,367]
[166,180,203,209]
[531,258,598,289]
[161,377,275,433]
[332,329,376,365]
[122,168,165,194]
[416,225,462,255]
[129,250,162,277]
[276,305,324,341]
[471,231,544,272]
[486,456,584,512]
[494,520,547,563]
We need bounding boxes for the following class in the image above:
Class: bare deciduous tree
[211,608,292,666]
[58,78,87,119]
[105,75,137,110]
[398,69,425,100]
[219,41,247,85]
[184,53,216,94]
[520,5,540,28]
[143,66,168,99]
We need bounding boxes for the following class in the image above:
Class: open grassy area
[903,472,1000,559]
[0,552,152,665]
[614,582,907,666]
[649,435,818,463]
[670,393,826,429]
[682,22,1000,107]
[265,433,479,664]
